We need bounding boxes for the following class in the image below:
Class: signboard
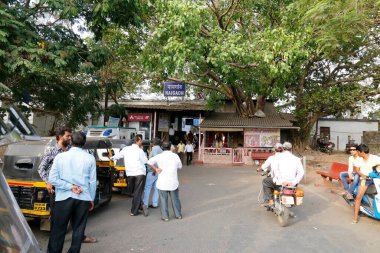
[158,113,169,131]
[244,129,280,147]
[128,113,151,122]
[164,82,186,97]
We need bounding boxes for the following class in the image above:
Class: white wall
[311,120,379,151]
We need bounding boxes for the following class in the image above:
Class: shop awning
[201,127,244,132]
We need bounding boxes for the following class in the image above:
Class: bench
[251,151,272,166]
[315,162,348,182]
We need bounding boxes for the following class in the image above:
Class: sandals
[351,219,359,224]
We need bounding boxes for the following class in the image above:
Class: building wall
[311,120,379,151]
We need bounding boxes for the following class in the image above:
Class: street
[31,164,380,253]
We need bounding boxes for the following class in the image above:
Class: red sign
[128,113,151,122]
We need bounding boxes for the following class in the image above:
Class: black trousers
[186,152,193,165]
[127,175,146,215]
[262,177,280,202]
[47,198,90,253]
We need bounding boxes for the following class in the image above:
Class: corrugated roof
[117,100,206,111]
[200,112,295,128]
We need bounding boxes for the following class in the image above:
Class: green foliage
[0,0,144,129]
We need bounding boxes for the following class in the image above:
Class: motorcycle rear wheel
[277,205,290,227]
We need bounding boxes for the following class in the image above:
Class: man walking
[177,140,185,163]
[185,141,194,165]
[47,132,97,253]
[148,142,183,221]
[38,127,97,244]
[111,136,148,216]
[142,138,163,216]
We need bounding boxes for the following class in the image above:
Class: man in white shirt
[185,141,194,165]
[340,145,362,199]
[147,142,183,221]
[353,144,380,223]
[259,143,283,177]
[111,136,148,216]
[262,142,304,206]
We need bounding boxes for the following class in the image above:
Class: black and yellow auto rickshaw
[108,139,151,194]
[108,139,132,194]
[3,138,114,230]
[0,168,43,252]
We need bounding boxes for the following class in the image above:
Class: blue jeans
[143,171,159,207]
[340,172,360,194]
[159,189,182,219]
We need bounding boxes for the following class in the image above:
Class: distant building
[311,118,380,151]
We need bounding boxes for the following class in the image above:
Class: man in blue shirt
[142,138,163,216]
[48,132,97,253]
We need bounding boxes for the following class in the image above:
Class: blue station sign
[164,82,186,97]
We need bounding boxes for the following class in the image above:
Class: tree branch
[167,77,222,92]
[220,0,235,19]
[224,0,241,31]
[228,62,257,69]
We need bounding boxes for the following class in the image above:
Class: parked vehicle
[317,137,335,154]
[3,138,113,230]
[266,186,304,227]
[0,167,43,252]
[342,173,380,221]
[108,139,131,193]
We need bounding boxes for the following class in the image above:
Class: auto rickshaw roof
[83,138,112,149]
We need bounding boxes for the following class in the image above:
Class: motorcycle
[263,186,304,227]
[342,171,380,221]
[317,137,335,154]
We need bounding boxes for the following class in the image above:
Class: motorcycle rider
[353,144,380,223]
[262,142,304,207]
[259,143,283,177]
[340,145,362,199]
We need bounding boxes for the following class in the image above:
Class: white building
[311,118,379,151]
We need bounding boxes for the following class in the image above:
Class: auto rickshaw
[3,138,113,230]
[82,138,114,206]
[0,166,43,252]
[108,139,132,194]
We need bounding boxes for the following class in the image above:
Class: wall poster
[244,129,280,147]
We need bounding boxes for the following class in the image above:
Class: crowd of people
[38,128,188,253]
[37,127,380,252]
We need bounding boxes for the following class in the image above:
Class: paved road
[31,164,380,253]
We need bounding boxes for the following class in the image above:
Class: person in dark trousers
[185,141,194,165]
[47,132,97,253]
[38,127,97,244]
[111,136,148,216]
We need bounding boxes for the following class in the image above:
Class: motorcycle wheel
[277,205,290,227]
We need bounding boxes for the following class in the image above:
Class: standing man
[185,141,194,166]
[111,136,148,216]
[148,142,183,221]
[262,142,304,206]
[47,132,97,253]
[177,140,185,163]
[142,138,163,216]
[38,127,97,244]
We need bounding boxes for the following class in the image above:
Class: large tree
[0,0,143,128]
[141,0,380,147]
